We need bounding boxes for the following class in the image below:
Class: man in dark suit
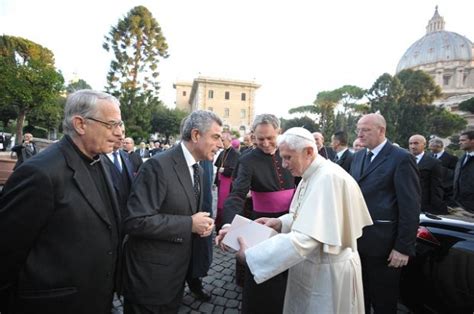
[409,134,446,214]
[185,159,214,301]
[429,138,458,206]
[0,90,123,314]
[137,141,150,159]
[103,128,135,220]
[11,132,38,170]
[123,137,143,174]
[330,130,354,173]
[313,131,336,160]
[150,140,163,156]
[453,130,474,213]
[350,113,420,314]
[122,110,223,314]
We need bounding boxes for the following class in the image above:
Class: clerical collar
[64,134,101,166]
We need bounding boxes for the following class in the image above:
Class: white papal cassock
[246,156,373,314]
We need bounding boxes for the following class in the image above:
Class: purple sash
[217,173,232,209]
[251,189,295,213]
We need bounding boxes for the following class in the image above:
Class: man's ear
[72,116,86,135]
[191,129,200,143]
[305,146,314,158]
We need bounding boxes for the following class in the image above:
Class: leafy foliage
[458,97,474,113]
[103,6,169,139]
[0,35,64,143]
[66,79,92,94]
[151,106,188,143]
[280,116,318,132]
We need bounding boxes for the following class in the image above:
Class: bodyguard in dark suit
[330,130,354,173]
[453,131,474,213]
[429,138,458,206]
[312,131,336,160]
[350,113,420,314]
[409,134,446,214]
[0,90,124,314]
[103,135,135,220]
[122,110,223,314]
[123,137,143,175]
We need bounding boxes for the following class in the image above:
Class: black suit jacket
[334,149,354,173]
[102,150,135,219]
[122,144,205,305]
[0,136,121,314]
[319,146,336,160]
[437,151,458,189]
[417,154,446,214]
[453,154,474,212]
[127,150,143,175]
[350,141,421,257]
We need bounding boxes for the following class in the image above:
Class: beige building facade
[174,76,260,133]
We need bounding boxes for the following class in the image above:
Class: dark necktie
[192,163,201,203]
[362,151,374,174]
[113,151,122,172]
[463,154,471,167]
[333,155,339,162]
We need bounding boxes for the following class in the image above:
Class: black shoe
[190,287,211,302]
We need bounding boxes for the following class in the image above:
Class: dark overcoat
[0,136,121,314]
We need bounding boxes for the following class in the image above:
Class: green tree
[0,35,64,144]
[66,79,92,94]
[280,116,318,132]
[103,5,169,139]
[458,97,474,113]
[289,85,365,137]
[151,107,187,143]
[27,96,65,139]
[367,70,464,144]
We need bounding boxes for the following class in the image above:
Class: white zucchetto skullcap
[283,127,315,143]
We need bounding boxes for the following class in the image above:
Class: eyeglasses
[355,128,372,134]
[85,117,124,130]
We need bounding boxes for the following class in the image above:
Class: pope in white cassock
[234,127,373,314]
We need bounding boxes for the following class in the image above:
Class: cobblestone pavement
[178,247,242,314]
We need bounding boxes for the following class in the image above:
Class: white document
[222,214,277,251]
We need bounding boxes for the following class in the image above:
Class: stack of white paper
[222,215,278,251]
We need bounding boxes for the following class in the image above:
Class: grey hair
[277,132,317,152]
[429,138,444,147]
[181,110,223,141]
[62,89,120,135]
[251,114,280,131]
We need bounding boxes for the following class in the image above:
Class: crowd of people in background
[0,89,473,314]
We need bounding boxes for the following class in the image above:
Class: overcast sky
[1,0,473,118]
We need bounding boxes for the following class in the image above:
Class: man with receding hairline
[409,134,446,214]
[350,113,420,314]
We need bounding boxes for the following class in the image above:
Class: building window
[225,91,230,100]
[208,90,214,99]
[240,109,246,119]
[443,75,451,86]
[224,108,230,118]
[208,107,213,112]
[182,91,186,96]
[241,93,246,101]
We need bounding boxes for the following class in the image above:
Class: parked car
[400,210,474,313]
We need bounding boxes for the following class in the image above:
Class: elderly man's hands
[215,225,230,250]
[254,217,282,232]
[191,212,214,237]
[236,237,248,265]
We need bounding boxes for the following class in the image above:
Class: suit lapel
[172,145,198,213]
[358,142,392,181]
[120,149,134,180]
[59,138,112,226]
